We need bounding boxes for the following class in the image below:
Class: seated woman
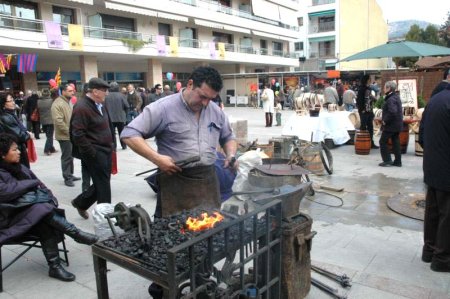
[0,92,30,168]
[0,133,98,282]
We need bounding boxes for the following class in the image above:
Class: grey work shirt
[120,91,235,166]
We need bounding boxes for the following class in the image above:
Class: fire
[185,212,224,232]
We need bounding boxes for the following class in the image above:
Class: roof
[415,56,450,68]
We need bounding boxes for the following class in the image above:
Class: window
[212,31,232,44]
[53,6,75,35]
[260,39,267,55]
[294,42,304,51]
[239,37,253,53]
[0,0,38,31]
[179,27,197,47]
[272,41,282,56]
[158,23,172,36]
[298,17,303,27]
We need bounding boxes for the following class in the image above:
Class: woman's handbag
[26,138,37,163]
[0,188,54,210]
[261,92,269,101]
[30,108,39,122]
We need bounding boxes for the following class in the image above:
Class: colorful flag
[218,43,225,59]
[55,67,61,87]
[156,35,167,56]
[17,54,38,73]
[68,24,83,50]
[6,54,12,69]
[209,42,216,59]
[0,54,7,73]
[169,36,179,56]
[44,20,63,49]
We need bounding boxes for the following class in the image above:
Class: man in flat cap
[70,77,115,219]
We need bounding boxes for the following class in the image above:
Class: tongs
[134,156,200,176]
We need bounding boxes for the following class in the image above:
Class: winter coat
[51,96,72,140]
[0,165,56,244]
[105,92,129,123]
[0,109,30,167]
[37,97,54,126]
[381,92,403,133]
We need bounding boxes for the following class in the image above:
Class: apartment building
[0,0,301,93]
[294,0,388,71]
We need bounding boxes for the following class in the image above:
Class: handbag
[0,188,53,210]
[261,92,269,101]
[30,108,39,122]
[27,138,37,163]
[111,150,118,175]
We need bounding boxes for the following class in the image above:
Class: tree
[438,11,450,47]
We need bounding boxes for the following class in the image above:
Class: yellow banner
[169,36,179,56]
[218,42,225,59]
[68,24,84,50]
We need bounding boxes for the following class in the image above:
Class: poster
[398,79,417,109]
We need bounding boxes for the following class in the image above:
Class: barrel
[354,130,371,155]
[301,145,324,175]
[387,123,409,154]
[415,133,423,156]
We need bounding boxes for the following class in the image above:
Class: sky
[376,0,449,25]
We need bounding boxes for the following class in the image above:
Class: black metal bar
[252,215,258,287]
[239,220,245,290]
[93,254,109,299]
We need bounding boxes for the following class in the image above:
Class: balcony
[309,46,335,59]
[0,14,297,61]
[309,20,335,34]
[312,0,335,6]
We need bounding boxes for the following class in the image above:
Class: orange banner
[327,70,340,78]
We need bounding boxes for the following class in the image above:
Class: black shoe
[71,176,81,181]
[49,263,76,282]
[72,231,99,245]
[71,200,89,219]
[422,251,433,263]
[430,261,450,272]
[392,162,402,167]
[378,161,393,167]
[64,179,75,187]
[371,144,380,149]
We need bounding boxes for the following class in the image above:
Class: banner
[218,42,225,59]
[156,35,167,55]
[169,36,179,56]
[209,42,216,59]
[17,54,38,73]
[0,54,7,73]
[44,21,63,49]
[68,24,84,50]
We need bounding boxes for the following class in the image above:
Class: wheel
[319,142,333,175]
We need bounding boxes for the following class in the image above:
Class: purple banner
[44,21,63,49]
[156,35,167,56]
[209,42,216,59]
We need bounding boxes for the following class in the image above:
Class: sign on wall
[398,79,417,109]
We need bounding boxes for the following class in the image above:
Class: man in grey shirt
[121,66,238,217]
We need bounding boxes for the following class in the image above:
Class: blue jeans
[345,103,355,111]
[126,110,139,124]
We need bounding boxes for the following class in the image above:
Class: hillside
[388,20,438,40]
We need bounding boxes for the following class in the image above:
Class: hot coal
[100,210,270,276]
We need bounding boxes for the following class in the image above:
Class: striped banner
[17,54,38,73]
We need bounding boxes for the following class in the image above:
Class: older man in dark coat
[378,81,403,167]
[105,82,129,150]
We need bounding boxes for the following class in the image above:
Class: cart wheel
[319,142,333,175]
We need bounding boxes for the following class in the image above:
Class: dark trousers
[58,140,74,181]
[81,160,91,192]
[112,122,126,149]
[379,131,401,164]
[31,120,40,139]
[42,124,55,153]
[423,186,450,266]
[73,150,112,210]
[359,112,374,142]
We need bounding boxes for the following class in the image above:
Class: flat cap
[88,77,110,89]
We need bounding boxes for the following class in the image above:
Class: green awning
[308,10,335,17]
[309,36,335,43]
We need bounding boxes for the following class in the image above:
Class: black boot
[371,140,379,149]
[265,113,270,127]
[44,212,98,245]
[41,237,76,282]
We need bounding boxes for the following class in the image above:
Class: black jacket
[381,92,403,133]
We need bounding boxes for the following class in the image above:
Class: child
[275,99,282,126]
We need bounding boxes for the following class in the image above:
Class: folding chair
[0,235,69,292]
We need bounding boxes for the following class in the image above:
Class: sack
[30,108,39,122]
[111,151,118,175]
[27,138,37,163]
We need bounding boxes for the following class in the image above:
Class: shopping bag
[30,108,39,121]
[111,150,118,174]
[27,138,37,163]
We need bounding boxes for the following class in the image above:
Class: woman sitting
[0,92,30,168]
[0,133,98,282]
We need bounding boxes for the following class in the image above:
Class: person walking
[38,89,57,155]
[421,84,450,272]
[356,75,379,149]
[126,84,142,123]
[378,81,403,167]
[25,92,40,140]
[51,84,80,187]
[105,82,129,150]
[261,83,274,127]
[70,78,115,219]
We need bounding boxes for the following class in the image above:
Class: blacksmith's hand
[157,155,182,175]
[224,156,239,172]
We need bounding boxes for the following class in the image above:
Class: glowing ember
[185,212,224,231]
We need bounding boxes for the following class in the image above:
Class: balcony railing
[0,14,297,59]
[169,0,299,31]
[310,47,335,59]
[309,21,335,33]
[312,0,335,6]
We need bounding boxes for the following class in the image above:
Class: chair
[0,235,69,292]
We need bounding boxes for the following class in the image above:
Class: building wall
[338,0,388,70]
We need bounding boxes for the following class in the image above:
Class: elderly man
[162,84,174,97]
[70,78,115,219]
[121,66,238,218]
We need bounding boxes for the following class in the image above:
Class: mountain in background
[388,20,437,40]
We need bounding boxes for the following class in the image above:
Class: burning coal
[185,212,224,231]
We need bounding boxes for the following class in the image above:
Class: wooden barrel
[415,133,423,156]
[354,130,371,155]
[387,123,409,154]
[302,146,324,175]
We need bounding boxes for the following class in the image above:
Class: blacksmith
[121,66,238,217]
